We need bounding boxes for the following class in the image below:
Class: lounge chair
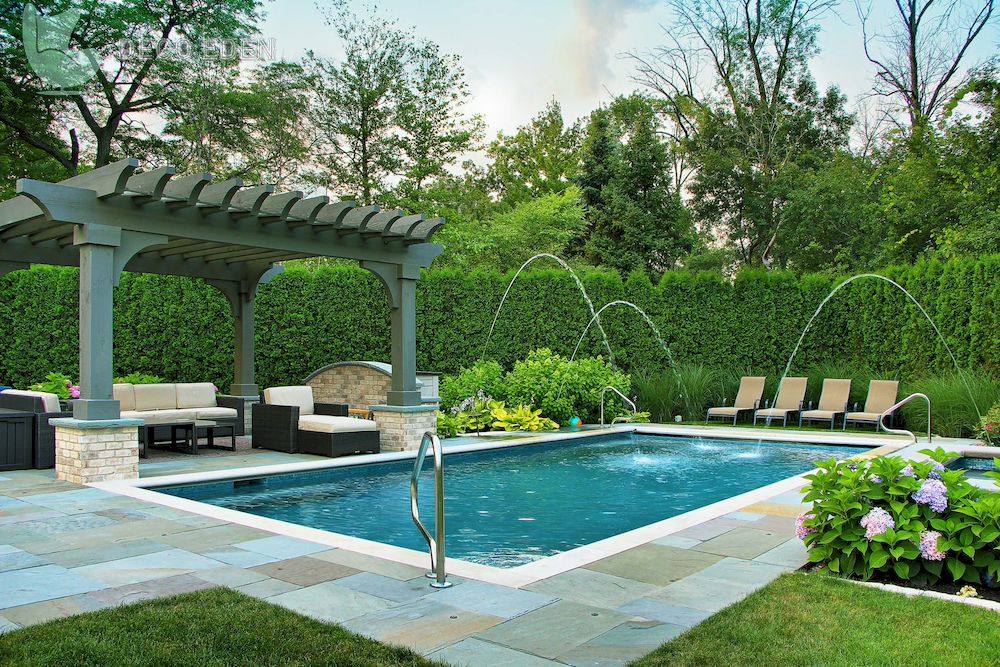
[706,376,765,426]
[799,379,851,430]
[753,377,807,427]
[252,385,380,457]
[844,380,900,431]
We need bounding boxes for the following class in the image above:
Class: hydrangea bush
[800,448,1000,586]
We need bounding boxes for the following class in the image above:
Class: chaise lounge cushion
[756,407,795,418]
[800,409,840,420]
[0,390,60,413]
[844,411,882,423]
[298,415,378,433]
[264,386,315,415]
[706,406,743,417]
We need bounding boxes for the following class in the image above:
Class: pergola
[0,158,444,421]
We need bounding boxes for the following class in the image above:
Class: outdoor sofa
[253,385,380,457]
[0,389,71,468]
[114,382,245,436]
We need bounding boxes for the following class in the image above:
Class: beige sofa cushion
[264,386,314,415]
[194,407,238,420]
[298,415,377,433]
[113,384,136,412]
[122,409,197,422]
[176,383,217,409]
[133,384,177,411]
[2,389,60,413]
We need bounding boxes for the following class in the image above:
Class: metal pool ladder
[410,431,452,588]
[601,386,638,426]
[878,393,932,446]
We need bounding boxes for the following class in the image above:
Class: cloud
[568,0,658,95]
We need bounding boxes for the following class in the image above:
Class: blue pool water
[159,434,864,568]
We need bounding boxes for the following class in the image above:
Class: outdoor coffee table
[202,420,236,451]
[140,417,198,456]
[139,418,237,457]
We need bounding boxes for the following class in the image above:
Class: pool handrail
[410,431,452,588]
[878,393,932,446]
[601,386,638,426]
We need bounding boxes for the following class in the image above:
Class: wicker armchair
[252,386,379,457]
[0,391,71,468]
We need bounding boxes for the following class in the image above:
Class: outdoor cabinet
[0,409,34,471]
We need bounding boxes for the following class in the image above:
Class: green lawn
[4,574,997,666]
[632,572,1000,666]
[0,588,442,667]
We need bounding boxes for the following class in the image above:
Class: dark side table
[0,408,34,471]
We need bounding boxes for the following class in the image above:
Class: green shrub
[801,449,1000,586]
[114,372,165,385]
[28,372,75,400]
[1,255,999,391]
[901,371,1000,438]
[504,348,630,424]
[439,361,506,411]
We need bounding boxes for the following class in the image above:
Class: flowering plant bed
[798,448,1000,593]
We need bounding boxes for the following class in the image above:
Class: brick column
[369,405,437,452]
[50,418,143,484]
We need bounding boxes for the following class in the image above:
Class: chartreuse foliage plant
[489,402,559,432]
[800,448,1000,586]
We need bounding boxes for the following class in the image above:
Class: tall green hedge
[0,256,997,391]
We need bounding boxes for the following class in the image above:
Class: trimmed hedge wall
[0,256,997,391]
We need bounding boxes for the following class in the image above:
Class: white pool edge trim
[92,426,912,588]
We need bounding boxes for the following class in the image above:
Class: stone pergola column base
[369,404,437,452]
[50,418,143,484]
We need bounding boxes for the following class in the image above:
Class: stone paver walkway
[0,440,821,666]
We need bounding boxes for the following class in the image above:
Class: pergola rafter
[0,158,445,422]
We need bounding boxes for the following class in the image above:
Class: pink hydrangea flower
[899,464,915,478]
[860,507,895,539]
[919,530,946,561]
[69,385,80,399]
[795,512,816,540]
[913,479,948,513]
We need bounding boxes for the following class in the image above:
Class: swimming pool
[158,433,865,568]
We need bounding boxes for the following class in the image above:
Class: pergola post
[207,265,283,435]
[388,274,421,406]
[363,261,437,451]
[233,290,256,396]
[73,224,120,420]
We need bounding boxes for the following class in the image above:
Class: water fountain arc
[481,253,614,363]
[775,273,984,431]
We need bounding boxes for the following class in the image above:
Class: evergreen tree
[575,96,695,275]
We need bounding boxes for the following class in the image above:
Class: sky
[259,0,1000,139]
